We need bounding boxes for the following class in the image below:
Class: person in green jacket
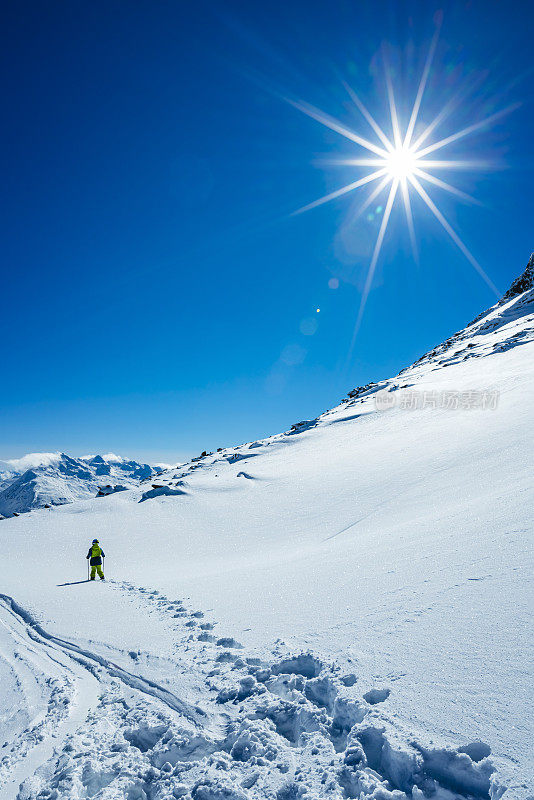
[86,539,105,580]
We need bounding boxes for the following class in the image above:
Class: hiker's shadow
[57,580,92,587]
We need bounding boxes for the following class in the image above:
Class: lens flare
[287,24,516,354]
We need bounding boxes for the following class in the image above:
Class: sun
[384,146,419,181]
[284,21,517,354]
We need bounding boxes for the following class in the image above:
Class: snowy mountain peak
[0,452,158,517]
[0,452,62,477]
[376,250,534,388]
[502,251,534,301]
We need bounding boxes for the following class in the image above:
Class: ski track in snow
[0,599,99,800]
[0,584,506,800]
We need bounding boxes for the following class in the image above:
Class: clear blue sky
[1,0,532,464]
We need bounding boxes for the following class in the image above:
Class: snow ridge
[137,260,533,482]
[502,252,534,302]
[390,258,534,389]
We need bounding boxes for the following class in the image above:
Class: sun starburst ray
[416,159,492,169]
[343,81,394,152]
[319,158,390,167]
[410,76,485,152]
[285,97,389,157]
[408,175,499,295]
[347,179,399,362]
[416,103,519,159]
[317,157,490,170]
[384,66,402,148]
[413,167,482,205]
[400,178,418,262]
[403,21,441,148]
[348,174,393,223]
[292,168,389,215]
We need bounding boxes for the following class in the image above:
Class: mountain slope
[0,255,532,800]
[0,452,157,517]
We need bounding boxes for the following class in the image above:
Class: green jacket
[87,544,105,565]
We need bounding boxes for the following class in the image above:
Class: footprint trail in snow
[0,583,503,800]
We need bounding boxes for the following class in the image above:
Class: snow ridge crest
[502,252,534,301]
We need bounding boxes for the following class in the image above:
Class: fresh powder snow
[0,256,532,800]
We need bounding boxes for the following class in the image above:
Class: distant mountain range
[0,452,169,517]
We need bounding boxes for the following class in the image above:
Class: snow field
[0,584,504,800]
[0,269,532,798]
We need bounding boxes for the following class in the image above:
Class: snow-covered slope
[0,452,157,517]
[0,255,532,800]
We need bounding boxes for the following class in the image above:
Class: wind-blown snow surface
[0,453,157,517]
[0,260,533,800]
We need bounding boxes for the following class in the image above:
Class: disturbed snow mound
[0,452,156,517]
[140,484,187,502]
[0,585,504,800]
